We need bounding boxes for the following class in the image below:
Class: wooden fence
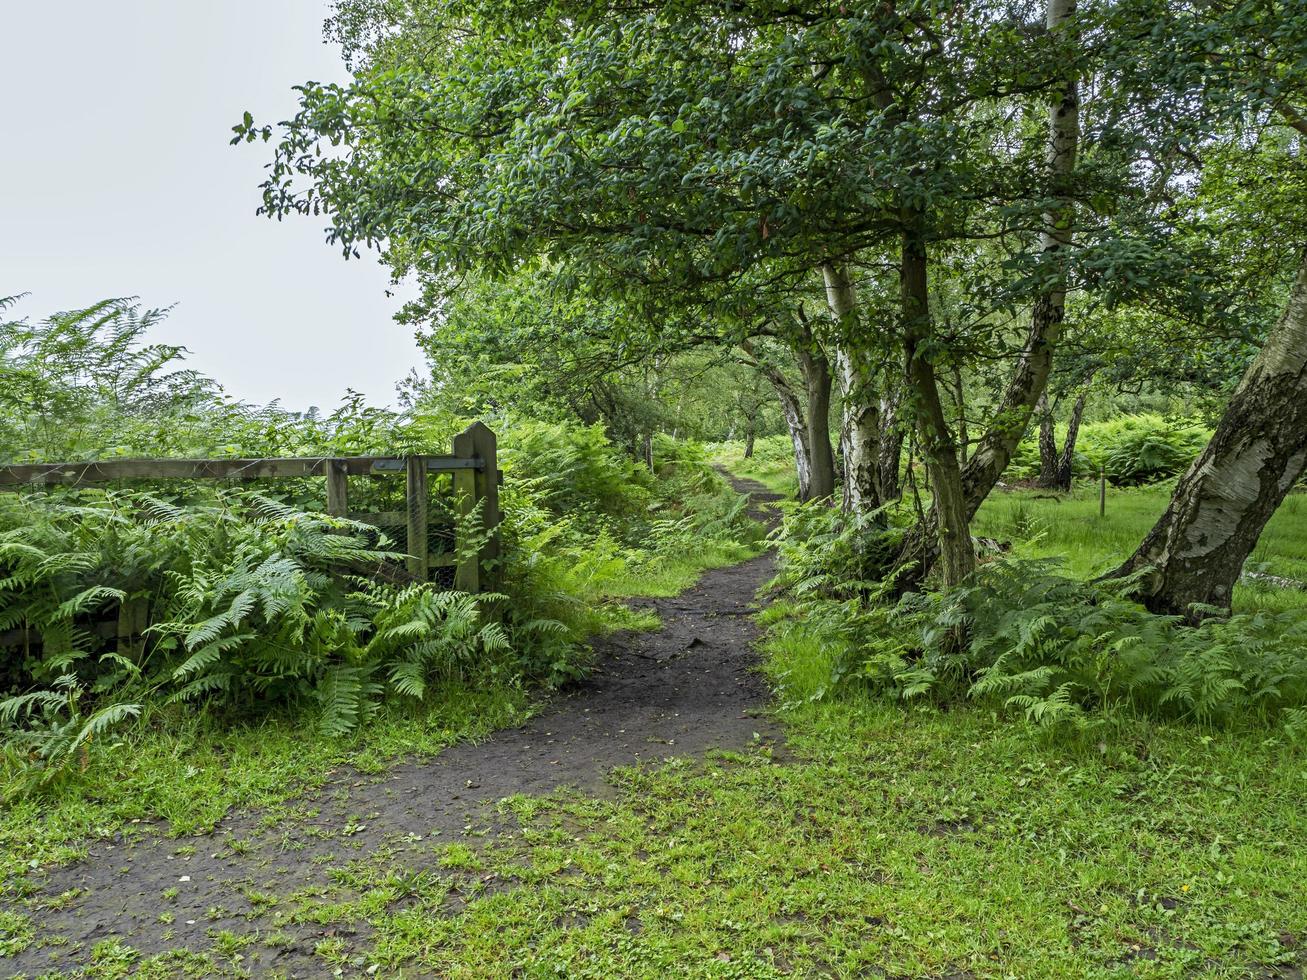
[0,420,501,593]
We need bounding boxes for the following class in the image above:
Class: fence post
[452,422,500,592]
[405,456,429,580]
[325,459,349,517]
[1099,466,1106,517]
[116,596,150,660]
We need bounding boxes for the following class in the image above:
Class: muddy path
[5,475,786,978]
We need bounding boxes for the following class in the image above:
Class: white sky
[1,0,418,412]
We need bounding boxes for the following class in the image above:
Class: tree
[1110,253,1307,618]
[243,0,1215,587]
[1035,384,1092,491]
[739,329,835,501]
[1100,0,1307,617]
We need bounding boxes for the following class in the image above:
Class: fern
[786,554,1307,734]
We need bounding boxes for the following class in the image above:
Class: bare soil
[4,476,785,978]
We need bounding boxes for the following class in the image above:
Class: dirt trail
[5,475,785,978]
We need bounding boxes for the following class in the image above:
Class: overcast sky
[1,0,418,412]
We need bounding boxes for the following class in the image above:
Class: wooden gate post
[325,459,349,517]
[451,422,500,591]
[116,595,151,660]
[405,456,430,580]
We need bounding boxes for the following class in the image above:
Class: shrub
[0,489,568,790]
[1087,415,1210,485]
[772,499,909,601]
[809,558,1307,735]
[1007,413,1210,486]
[498,419,653,520]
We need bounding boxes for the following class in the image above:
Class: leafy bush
[1086,415,1210,485]
[802,558,1307,735]
[499,419,654,520]
[771,499,909,601]
[1008,413,1210,486]
[652,436,757,538]
[493,424,760,625]
[0,489,567,791]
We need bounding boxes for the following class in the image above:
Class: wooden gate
[0,421,501,592]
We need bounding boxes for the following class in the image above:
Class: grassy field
[302,517,1307,977]
[973,481,1307,613]
[75,615,1300,978]
[6,466,1306,977]
[355,710,1304,977]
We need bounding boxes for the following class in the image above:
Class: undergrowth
[0,413,761,802]
[0,490,555,795]
[1008,413,1211,486]
[769,501,1307,738]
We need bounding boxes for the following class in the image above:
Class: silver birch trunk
[823,263,882,513]
[1110,254,1307,619]
[959,0,1080,510]
[890,0,1079,589]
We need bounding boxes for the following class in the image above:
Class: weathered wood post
[116,596,150,660]
[325,459,349,517]
[452,422,500,592]
[405,456,430,580]
[1099,465,1106,517]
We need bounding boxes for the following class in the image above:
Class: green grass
[9,470,1307,976]
[212,613,1306,978]
[591,539,764,602]
[974,481,1307,613]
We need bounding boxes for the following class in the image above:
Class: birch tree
[1110,255,1307,618]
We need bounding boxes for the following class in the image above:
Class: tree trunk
[878,388,904,502]
[900,222,975,587]
[799,344,837,500]
[743,335,833,502]
[1036,385,1089,491]
[835,346,883,512]
[1055,387,1088,490]
[1036,391,1061,488]
[1108,253,1307,620]
[950,364,969,465]
[822,263,883,513]
[889,0,1079,589]
[743,421,757,459]
[754,360,813,500]
[956,0,1080,510]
